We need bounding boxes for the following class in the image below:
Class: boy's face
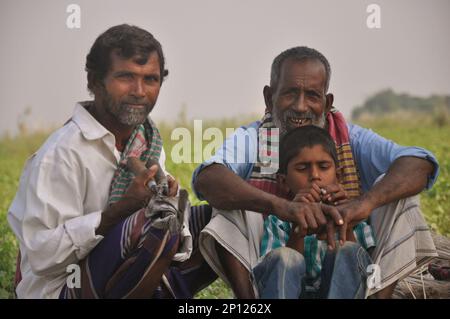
[282,145,337,194]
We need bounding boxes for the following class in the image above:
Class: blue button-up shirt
[192,121,439,200]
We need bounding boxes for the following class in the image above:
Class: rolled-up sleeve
[348,123,440,192]
[12,157,103,277]
[191,122,260,200]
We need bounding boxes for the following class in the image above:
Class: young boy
[257,125,376,297]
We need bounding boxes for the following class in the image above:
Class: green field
[0,117,449,298]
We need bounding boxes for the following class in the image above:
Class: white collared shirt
[8,102,167,298]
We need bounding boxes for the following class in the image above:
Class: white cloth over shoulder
[199,208,264,298]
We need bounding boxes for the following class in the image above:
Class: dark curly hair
[85,24,169,93]
[279,125,337,175]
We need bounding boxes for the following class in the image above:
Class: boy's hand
[291,223,308,237]
[292,184,322,203]
[320,183,348,205]
[288,223,307,254]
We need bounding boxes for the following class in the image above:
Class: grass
[0,115,449,298]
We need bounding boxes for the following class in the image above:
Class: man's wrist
[120,195,148,212]
[360,192,378,214]
[270,194,288,216]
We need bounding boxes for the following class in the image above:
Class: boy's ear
[277,173,290,194]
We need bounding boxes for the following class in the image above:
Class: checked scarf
[108,119,163,205]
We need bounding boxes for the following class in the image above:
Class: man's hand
[122,165,159,211]
[274,199,343,251]
[334,196,374,244]
[166,174,179,197]
[289,183,349,249]
[316,194,373,247]
[96,165,158,236]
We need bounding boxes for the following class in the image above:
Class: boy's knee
[339,241,361,253]
[266,247,305,273]
[337,241,372,271]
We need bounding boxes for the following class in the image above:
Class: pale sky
[1,0,449,135]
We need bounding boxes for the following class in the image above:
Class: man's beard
[102,90,153,126]
[272,108,326,137]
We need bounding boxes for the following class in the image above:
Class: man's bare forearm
[195,164,286,214]
[362,156,434,210]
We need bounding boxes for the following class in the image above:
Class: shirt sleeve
[348,123,440,192]
[191,122,260,200]
[9,153,103,277]
[159,147,171,184]
[260,215,292,257]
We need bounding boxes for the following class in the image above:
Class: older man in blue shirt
[192,46,439,299]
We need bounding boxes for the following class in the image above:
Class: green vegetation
[0,132,51,298]
[0,105,449,298]
[352,90,450,236]
[352,89,450,127]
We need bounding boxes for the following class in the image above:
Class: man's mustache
[283,110,314,120]
[121,99,152,108]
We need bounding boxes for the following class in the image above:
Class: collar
[71,101,111,141]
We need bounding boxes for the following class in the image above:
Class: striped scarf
[108,119,163,205]
[247,108,362,200]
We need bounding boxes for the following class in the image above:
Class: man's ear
[276,173,290,194]
[87,73,95,94]
[88,73,103,95]
[325,93,334,114]
[263,85,273,112]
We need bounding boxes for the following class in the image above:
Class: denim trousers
[252,242,373,299]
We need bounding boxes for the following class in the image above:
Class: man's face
[265,58,333,135]
[284,145,337,194]
[98,51,162,126]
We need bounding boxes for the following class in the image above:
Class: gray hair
[270,46,331,92]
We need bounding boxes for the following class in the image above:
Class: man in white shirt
[8,24,216,299]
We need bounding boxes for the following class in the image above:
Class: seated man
[193,46,439,298]
[8,24,216,299]
[255,125,374,298]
